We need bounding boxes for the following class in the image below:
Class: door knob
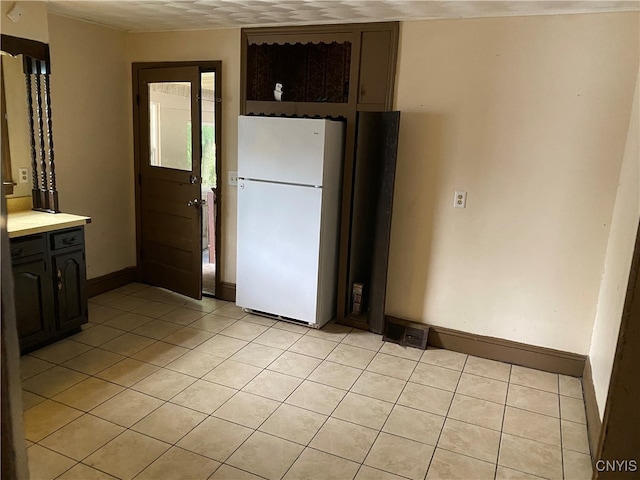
[189,175,199,184]
[187,199,200,207]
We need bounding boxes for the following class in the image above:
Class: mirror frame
[1,63,12,195]
[1,34,58,212]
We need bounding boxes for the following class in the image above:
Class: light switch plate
[228,171,238,186]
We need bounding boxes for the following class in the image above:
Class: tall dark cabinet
[240,22,400,331]
[348,112,401,334]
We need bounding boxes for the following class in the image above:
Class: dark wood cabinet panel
[241,22,398,116]
[358,30,396,108]
[347,111,400,333]
[10,235,45,260]
[53,249,87,331]
[246,42,351,104]
[13,257,54,348]
[245,100,348,118]
[10,227,88,353]
[51,228,83,250]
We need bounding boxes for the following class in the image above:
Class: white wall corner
[588,67,640,419]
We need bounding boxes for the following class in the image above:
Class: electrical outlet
[18,167,29,184]
[228,171,238,186]
[454,191,467,208]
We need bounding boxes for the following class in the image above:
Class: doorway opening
[201,71,217,296]
[132,61,222,301]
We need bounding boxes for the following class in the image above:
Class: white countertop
[6,210,91,238]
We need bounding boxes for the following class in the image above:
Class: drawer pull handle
[62,236,78,245]
[11,248,24,259]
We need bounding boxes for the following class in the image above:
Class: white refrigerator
[236,115,345,328]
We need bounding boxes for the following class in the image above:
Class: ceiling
[45,0,639,33]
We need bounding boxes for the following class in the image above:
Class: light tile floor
[21,283,593,480]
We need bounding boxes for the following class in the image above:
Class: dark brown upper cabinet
[246,41,351,104]
[240,22,399,329]
[358,29,397,110]
[241,23,398,118]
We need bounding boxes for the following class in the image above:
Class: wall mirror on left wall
[1,34,59,212]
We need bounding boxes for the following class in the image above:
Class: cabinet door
[52,249,88,331]
[357,28,398,110]
[13,257,54,348]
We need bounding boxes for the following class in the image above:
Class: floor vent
[383,316,429,350]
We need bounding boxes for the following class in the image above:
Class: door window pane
[201,72,216,189]
[148,81,192,171]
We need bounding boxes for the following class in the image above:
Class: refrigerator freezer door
[238,116,326,187]
[237,179,322,323]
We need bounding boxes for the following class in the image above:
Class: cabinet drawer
[51,228,84,250]
[10,236,45,262]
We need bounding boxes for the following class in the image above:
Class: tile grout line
[301,335,385,474]
[493,363,512,480]
[559,374,566,479]
[145,325,348,478]
[25,300,243,477]
[279,334,384,480]
[36,403,172,480]
[493,369,567,480]
[423,353,471,479]
[348,344,423,480]
[29,328,403,479]
[47,349,242,480]
[39,322,293,478]
[40,370,196,472]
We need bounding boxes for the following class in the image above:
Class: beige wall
[126,29,241,284]
[0,1,48,42]
[589,69,639,418]
[47,14,134,279]
[2,54,32,198]
[388,13,639,354]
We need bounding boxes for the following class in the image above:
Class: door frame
[132,61,223,298]
[593,220,640,478]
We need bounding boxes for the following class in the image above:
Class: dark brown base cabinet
[10,227,88,353]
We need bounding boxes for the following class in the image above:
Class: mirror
[1,34,59,212]
[2,53,32,198]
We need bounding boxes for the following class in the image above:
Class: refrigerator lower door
[237,179,322,324]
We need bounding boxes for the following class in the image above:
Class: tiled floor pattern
[21,283,593,480]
